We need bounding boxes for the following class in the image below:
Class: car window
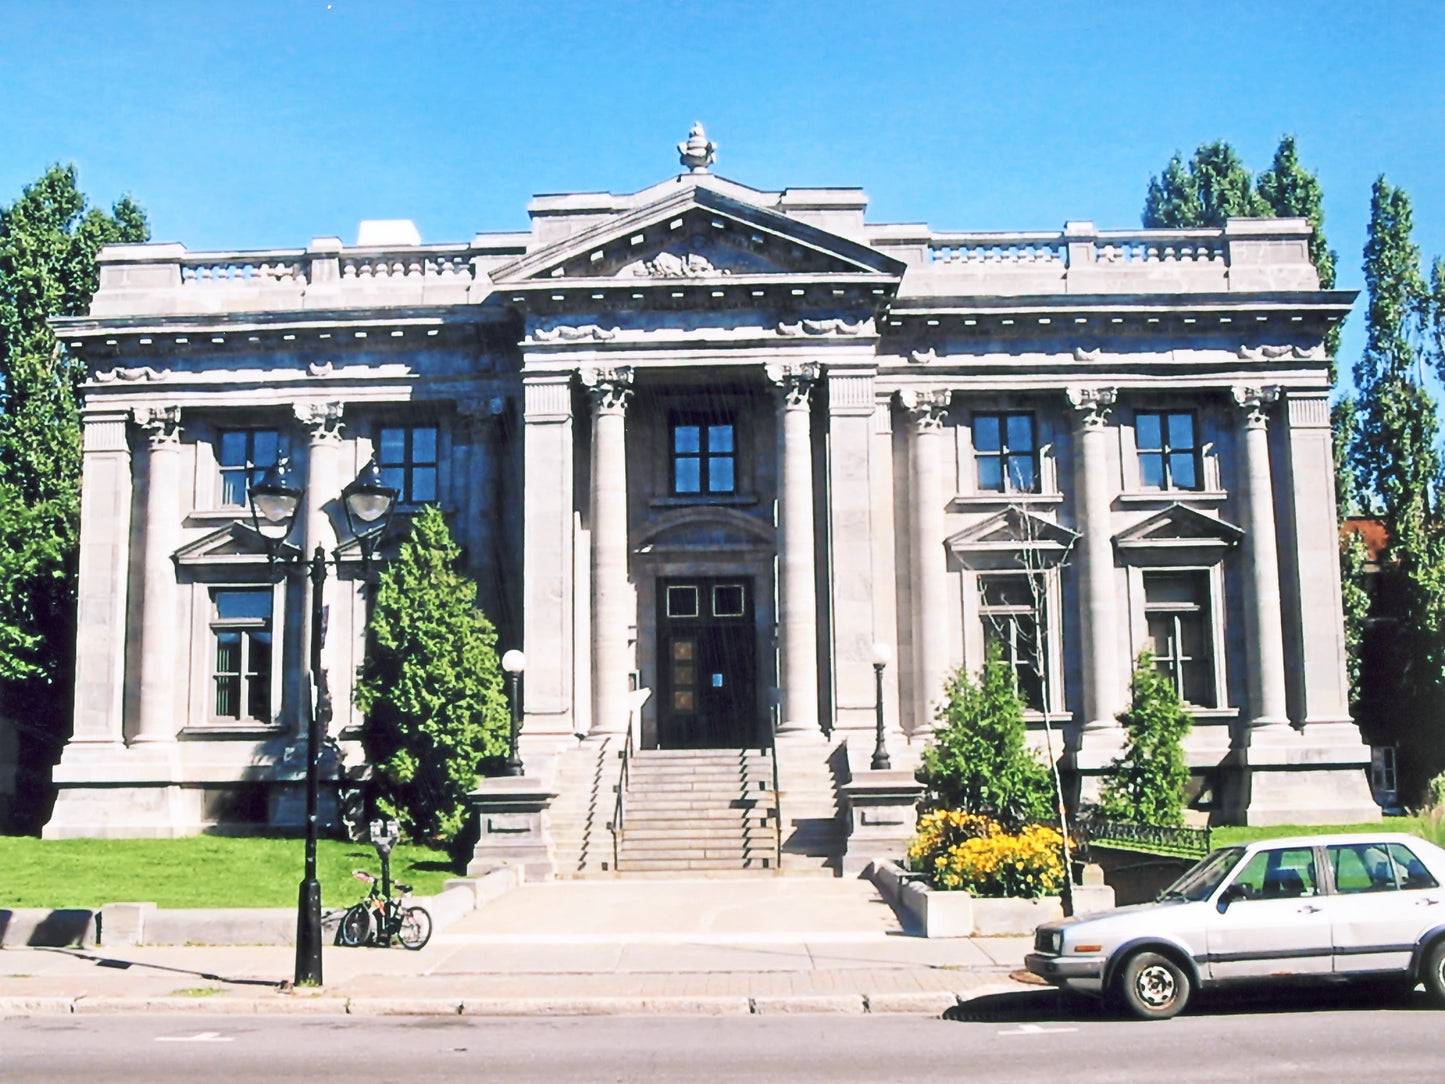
[1228,847,1319,900]
[1389,843,1438,890]
[1329,843,1403,893]
[1165,847,1245,901]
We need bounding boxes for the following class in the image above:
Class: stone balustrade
[181,252,307,283]
[927,233,1066,266]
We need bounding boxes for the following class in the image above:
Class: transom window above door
[378,425,438,504]
[973,413,1038,493]
[671,417,735,496]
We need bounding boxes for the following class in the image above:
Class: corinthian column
[581,367,633,735]
[1233,385,1289,727]
[767,362,821,736]
[134,406,182,743]
[1067,386,1120,730]
[898,388,952,730]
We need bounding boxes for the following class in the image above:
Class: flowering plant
[907,810,1065,898]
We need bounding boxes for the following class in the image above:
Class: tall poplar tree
[1143,140,1267,229]
[1348,177,1445,801]
[0,165,147,831]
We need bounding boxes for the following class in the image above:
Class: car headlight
[1048,931,1063,954]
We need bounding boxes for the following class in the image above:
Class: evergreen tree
[1143,140,1266,229]
[1348,177,1445,801]
[0,165,147,831]
[916,643,1055,830]
[1098,653,1193,826]
[354,506,509,843]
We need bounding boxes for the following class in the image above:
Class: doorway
[657,577,756,748]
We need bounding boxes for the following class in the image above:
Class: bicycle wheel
[397,905,432,950]
[339,902,374,947]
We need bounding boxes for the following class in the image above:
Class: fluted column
[134,406,182,743]
[1067,386,1120,730]
[768,362,821,735]
[899,388,951,729]
[1233,385,1289,727]
[582,367,633,735]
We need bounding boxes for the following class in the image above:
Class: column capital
[134,405,182,446]
[579,366,634,413]
[1232,385,1281,429]
[896,387,950,430]
[766,361,820,408]
[294,400,345,442]
[1066,385,1116,430]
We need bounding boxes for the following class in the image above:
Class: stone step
[615,856,779,872]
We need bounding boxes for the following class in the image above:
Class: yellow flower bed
[907,810,1065,897]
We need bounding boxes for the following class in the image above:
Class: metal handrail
[769,714,783,871]
[1076,815,1212,860]
[610,721,634,873]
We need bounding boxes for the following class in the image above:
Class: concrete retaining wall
[0,867,521,948]
[869,859,1116,938]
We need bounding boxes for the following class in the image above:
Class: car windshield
[1158,847,1246,901]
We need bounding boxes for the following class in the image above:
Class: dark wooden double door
[657,577,756,749]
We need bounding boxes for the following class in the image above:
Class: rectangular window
[979,573,1045,711]
[218,429,281,507]
[211,588,272,723]
[973,413,1037,493]
[1136,411,1200,490]
[378,425,438,504]
[1143,571,1215,707]
[671,418,736,496]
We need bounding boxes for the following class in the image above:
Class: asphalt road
[2,989,1440,1083]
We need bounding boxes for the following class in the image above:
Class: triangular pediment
[633,506,775,555]
[945,508,1080,570]
[492,186,903,285]
[1113,503,1244,566]
[174,521,300,566]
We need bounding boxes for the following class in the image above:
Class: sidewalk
[0,877,1034,1016]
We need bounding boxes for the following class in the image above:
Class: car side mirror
[1217,883,1247,912]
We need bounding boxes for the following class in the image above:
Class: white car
[1026,832,1445,1019]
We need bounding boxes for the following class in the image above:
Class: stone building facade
[41,128,1378,841]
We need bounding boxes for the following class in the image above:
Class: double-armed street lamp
[870,642,893,771]
[501,650,526,776]
[249,457,397,987]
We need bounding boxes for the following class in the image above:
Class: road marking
[156,1032,234,1043]
[998,1023,1079,1036]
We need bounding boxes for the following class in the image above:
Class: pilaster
[1066,386,1120,731]
[826,366,878,734]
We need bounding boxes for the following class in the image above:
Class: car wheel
[1423,940,1445,1006]
[1118,951,1191,1020]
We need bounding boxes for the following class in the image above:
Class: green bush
[916,643,1055,830]
[355,506,509,844]
[1097,652,1193,826]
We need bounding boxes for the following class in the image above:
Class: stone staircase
[548,736,616,878]
[612,749,779,874]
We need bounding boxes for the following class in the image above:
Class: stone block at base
[467,777,557,882]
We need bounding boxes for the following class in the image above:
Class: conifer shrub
[915,643,1055,830]
[355,506,509,843]
[1097,652,1193,826]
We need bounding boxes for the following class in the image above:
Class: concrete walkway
[0,877,1033,1016]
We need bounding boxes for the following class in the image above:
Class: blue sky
[2,1,1442,373]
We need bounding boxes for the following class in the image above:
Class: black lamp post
[870,641,892,771]
[501,649,526,776]
[249,456,396,987]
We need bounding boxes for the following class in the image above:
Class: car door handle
[1418,897,1441,906]
[1298,904,1323,914]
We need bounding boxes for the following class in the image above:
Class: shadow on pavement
[943,981,1434,1024]
[37,947,286,988]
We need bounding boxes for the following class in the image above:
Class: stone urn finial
[678,122,717,174]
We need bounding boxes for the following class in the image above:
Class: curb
[0,986,1023,1018]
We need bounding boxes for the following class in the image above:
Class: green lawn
[0,836,460,910]
[1212,817,1442,849]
